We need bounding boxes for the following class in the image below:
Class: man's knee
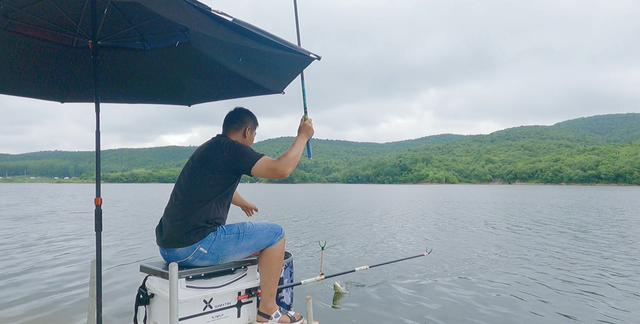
[267,222,285,247]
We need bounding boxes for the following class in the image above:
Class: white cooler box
[138,257,260,324]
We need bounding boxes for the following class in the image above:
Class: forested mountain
[1,113,639,184]
[251,133,465,160]
[0,146,196,178]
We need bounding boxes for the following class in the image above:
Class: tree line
[1,113,639,185]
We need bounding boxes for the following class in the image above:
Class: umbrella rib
[3,19,90,44]
[103,29,188,40]
[101,1,146,47]
[0,0,43,16]
[99,3,176,49]
[76,0,90,41]
[46,0,91,40]
[95,1,111,45]
[0,0,90,43]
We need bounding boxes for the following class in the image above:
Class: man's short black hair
[222,107,259,134]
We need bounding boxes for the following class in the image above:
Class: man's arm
[232,191,258,217]
[251,117,314,179]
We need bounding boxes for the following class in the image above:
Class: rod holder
[319,241,326,276]
[169,262,179,324]
[87,258,96,324]
[306,296,314,324]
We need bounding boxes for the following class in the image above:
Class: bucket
[258,251,295,311]
[277,251,294,311]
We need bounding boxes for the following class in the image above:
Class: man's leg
[182,222,283,267]
[256,237,302,323]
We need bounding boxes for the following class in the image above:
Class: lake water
[0,183,639,324]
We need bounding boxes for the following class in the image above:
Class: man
[155,107,313,324]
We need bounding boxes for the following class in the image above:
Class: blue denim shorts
[159,221,285,267]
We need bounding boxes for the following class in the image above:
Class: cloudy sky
[2,0,640,154]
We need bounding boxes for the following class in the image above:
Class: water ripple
[1,184,639,324]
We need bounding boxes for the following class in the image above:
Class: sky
[2,0,640,154]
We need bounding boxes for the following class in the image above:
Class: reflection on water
[1,183,639,324]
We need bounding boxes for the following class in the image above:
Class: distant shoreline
[1,179,637,186]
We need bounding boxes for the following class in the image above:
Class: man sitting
[155,107,313,323]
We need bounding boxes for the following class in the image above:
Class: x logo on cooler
[203,298,213,311]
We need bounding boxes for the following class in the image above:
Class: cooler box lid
[140,257,258,280]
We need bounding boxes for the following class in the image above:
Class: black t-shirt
[155,134,264,248]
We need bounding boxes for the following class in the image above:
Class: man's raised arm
[251,116,314,179]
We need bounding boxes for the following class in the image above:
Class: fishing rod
[293,0,312,159]
[277,247,433,291]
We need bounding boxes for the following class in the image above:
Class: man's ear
[243,126,252,138]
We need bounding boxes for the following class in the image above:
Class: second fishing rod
[277,247,433,291]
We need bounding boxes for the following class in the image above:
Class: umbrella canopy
[0,1,319,323]
[0,0,320,105]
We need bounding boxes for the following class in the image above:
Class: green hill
[1,113,639,184]
[330,113,640,184]
[0,146,196,179]
[551,113,640,144]
[252,133,465,160]
[475,113,640,145]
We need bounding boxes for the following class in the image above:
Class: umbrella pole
[293,0,312,159]
[93,84,103,324]
[90,1,103,324]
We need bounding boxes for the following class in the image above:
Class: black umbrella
[0,1,319,322]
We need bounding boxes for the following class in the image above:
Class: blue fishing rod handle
[304,113,312,159]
